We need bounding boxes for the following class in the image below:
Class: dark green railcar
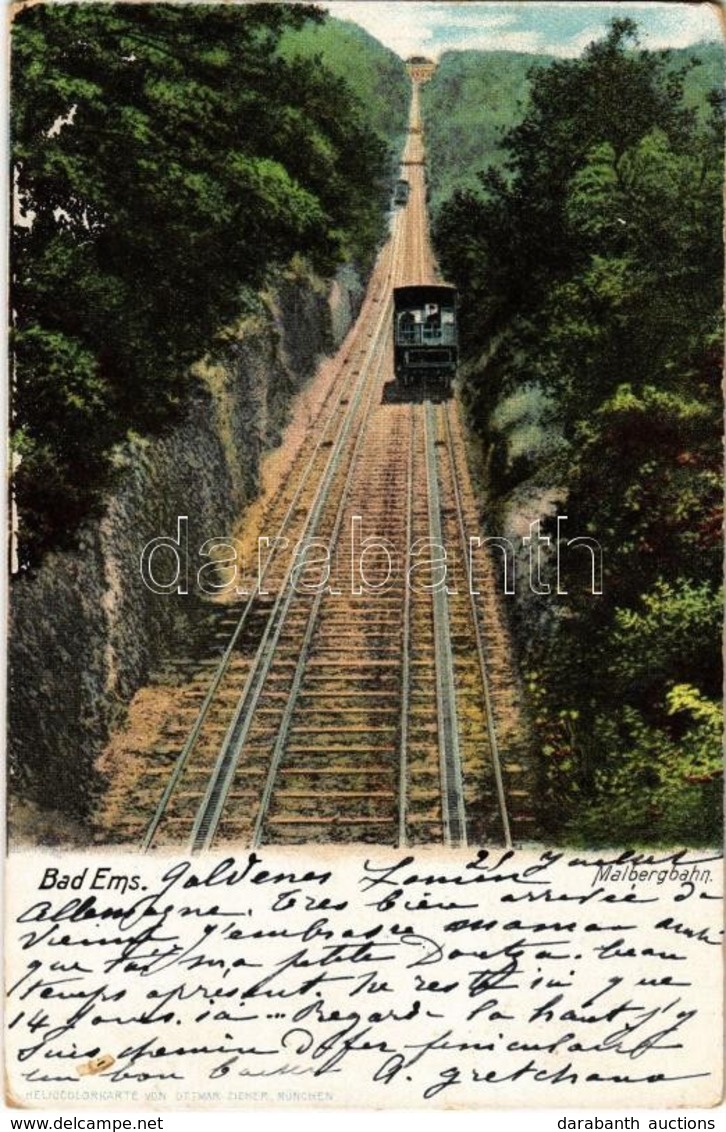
[393,178,410,206]
[393,284,458,389]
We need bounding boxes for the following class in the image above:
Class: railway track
[141,243,399,849]
[96,79,533,851]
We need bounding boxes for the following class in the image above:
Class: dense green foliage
[423,40,722,218]
[421,50,550,211]
[680,40,726,112]
[12,3,397,569]
[433,21,723,844]
[278,15,409,144]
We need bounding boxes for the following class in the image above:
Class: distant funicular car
[393,178,410,206]
[393,284,458,389]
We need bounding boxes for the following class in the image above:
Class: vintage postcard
[6,0,724,1111]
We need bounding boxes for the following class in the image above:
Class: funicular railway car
[393,284,458,390]
[393,178,410,206]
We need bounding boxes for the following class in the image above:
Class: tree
[433,20,723,843]
[11,4,391,568]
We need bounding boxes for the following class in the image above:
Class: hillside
[421,50,552,213]
[278,14,409,144]
[675,40,725,113]
[422,40,723,218]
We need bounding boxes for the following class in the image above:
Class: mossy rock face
[9,271,343,844]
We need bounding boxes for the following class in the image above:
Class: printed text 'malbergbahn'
[592,863,712,887]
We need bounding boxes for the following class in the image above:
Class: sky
[323,2,723,58]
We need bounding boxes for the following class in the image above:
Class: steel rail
[188,290,395,851]
[397,405,415,846]
[141,226,404,852]
[424,400,467,847]
[442,404,513,848]
[249,320,396,847]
